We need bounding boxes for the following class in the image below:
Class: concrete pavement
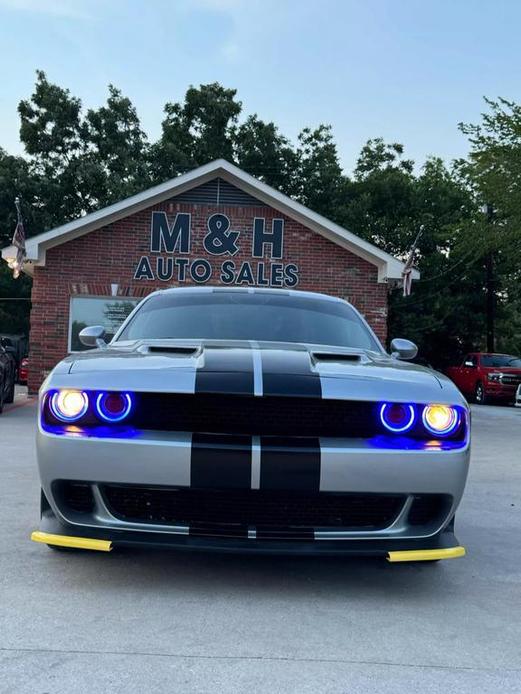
[0,395,520,693]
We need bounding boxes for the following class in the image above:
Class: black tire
[474,381,487,405]
[4,378,15,404]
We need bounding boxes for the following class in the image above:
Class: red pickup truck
[445,352,521,404]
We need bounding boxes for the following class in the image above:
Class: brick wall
[28,199,388,392]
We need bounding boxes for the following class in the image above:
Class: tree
[18,71,149,224]
[457,98,521,355]
[234,115,299,196]
[150,83,242,181]
[340,138,417,255]
[18,70,90,224]
[336,140,480,363]
[294,125,345,220]
[84,85,150,206]
[0,149,40,336]
[3,74,519,360]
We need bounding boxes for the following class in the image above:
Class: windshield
[481,354,521,368]
[116,291,382,351]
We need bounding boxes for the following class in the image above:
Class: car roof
[152,286,346,304]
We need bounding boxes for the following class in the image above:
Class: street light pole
[484,203,495,353]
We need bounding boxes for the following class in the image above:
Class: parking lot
[0,392,520,694]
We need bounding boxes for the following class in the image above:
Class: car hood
[47,339,464,405]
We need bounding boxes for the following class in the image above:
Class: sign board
[134,212,299,287]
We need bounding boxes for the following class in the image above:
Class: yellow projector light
[422,404,459,436]
[50,389,89,422]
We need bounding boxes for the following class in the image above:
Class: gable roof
[2,159,419,282]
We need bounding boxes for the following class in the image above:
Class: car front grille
[100,484,406,536]
[42,391,467,443]
[133,393,376,438]
[500,374,521,386]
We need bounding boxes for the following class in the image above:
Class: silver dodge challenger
[33,287,470,562]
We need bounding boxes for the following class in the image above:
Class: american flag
[401,225,423,296]
[8,197,26,279]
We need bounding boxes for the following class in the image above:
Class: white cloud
[0,0,92,19]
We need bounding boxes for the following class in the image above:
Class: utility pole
[484,203,495,353]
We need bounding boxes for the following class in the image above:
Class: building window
[69,296,140,351]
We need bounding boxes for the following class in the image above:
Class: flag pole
[401,224,423,296]
[8,196,27,279]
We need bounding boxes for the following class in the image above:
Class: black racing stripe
[261,350,322,398]
[195,347,254,395]
[259,436,321,492]
[190,433,252,489]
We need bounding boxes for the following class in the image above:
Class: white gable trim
[2,159,419,282]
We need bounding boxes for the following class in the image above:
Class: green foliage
[294,125,344,220]
[84,85,151,205]
[234,115,299,195]
[1,74,519,361]
[457,98,521,355]
[150,83,241,181]
[18,71,150,223]
[338,143,483,364]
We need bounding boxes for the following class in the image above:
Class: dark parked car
[0,341,16,413]
[0,334,28,373]
[18,356,28,385]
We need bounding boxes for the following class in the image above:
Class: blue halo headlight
[379,403,416,433]
[50,390,89,422]
[95,392,133,422]
[422,404,459,436]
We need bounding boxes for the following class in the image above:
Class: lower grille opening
[55,481,95,513]
[408,494,451,525]
[101,485,406,534]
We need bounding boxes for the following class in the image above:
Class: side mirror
[464,360,474,368]
[390,338,418,361]
[79,325,107,349]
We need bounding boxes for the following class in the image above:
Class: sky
[0,0,520,172]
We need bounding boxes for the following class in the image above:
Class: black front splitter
[38,508,460,557]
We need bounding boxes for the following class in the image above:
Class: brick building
[2,160,416,393]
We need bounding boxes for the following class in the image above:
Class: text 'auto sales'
[133,212,299,287]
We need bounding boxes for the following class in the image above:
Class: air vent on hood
[312,352,361,363]
[147,346,199,356]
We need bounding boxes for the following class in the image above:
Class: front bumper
[485,382,519,400]
[36,423,470,554]
[34,506,464,559]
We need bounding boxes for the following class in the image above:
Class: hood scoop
[141,345,199,356]
[312,352,362,364]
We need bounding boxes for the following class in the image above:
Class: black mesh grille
[55,481,94,513]
[408,495,451,525]
[101,485,406,533]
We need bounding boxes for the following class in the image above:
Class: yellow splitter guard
[31,531,466,562]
